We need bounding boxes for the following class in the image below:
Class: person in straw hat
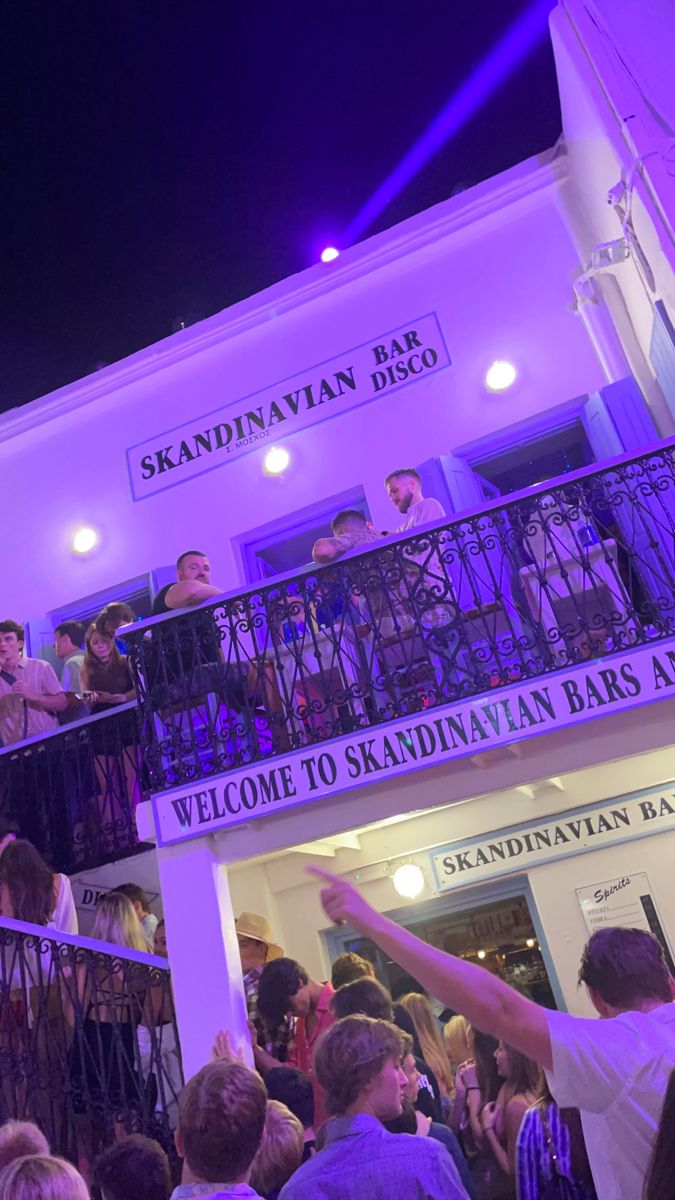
[236,912,293,1062]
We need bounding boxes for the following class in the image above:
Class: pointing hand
[305,866,375,932]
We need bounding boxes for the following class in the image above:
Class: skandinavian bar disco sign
[126,313,451,500]
[151,640,675,846]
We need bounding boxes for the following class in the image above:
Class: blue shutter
[582,377,658,458]
[416,454,487,514]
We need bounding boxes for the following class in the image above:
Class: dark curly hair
[257,958,309,1026]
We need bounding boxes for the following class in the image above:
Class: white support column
[573,273,633,383]
[157,834,252,1080]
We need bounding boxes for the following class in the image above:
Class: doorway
[325,878,562,1012]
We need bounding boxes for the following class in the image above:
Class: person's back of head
[314,1015,403,1117]
[331,977,393,1022]
[0,839,54,925]
[443,1015,471,1068]
[0,1123,49,1174]
[93,1134,172,1200]
[249,1100,304,1199]
[391,1002,423,1059]
[91,891,149,952]
[578,927,672,1013]
[265,1068,315,1131]
[0,1155,88,1200]
[390,974,426,1002]
[177,1061,267,1185]
[96,602,136,636]
[54,621,85,651]
[330,952,373,991]
[114,882,149,913]
[331,509,367,536]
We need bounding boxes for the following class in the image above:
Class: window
[235,487,371,582]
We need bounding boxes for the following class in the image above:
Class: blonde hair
[443,1015,471,1069]
[249,1100,304,1197]
[91,891,149,952]
[0,1124,49,1173]
[401,993,454,1095]
[0,1155,89,1200]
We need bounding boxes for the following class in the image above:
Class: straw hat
[235,912,283,960]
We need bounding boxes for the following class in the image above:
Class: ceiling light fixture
[392,863,425,899]
[320,246,340,263]
[263,446,291,476]
[485,360,517,392]
[72,526,99,555]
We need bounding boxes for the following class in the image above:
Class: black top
[152,583,174,615]
[414,1056,443,1122]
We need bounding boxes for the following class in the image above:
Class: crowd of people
[0,467,447,755]
[0,829,674,1197]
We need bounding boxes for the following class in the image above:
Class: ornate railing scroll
[123,440,675,792]
[0,916,183,1172]
[0,704,145,874]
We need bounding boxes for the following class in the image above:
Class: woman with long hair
[0,1155,89,1200]
[479,1041,543,1197]
[517,1080,597,1200]
[0,838,77,934]
[400,991,454,1099]
[81,623,139,843]
[444,1014,471,1077]
[69,891,151,1153]
[643,1068,675,1200]
[81,625,135,711]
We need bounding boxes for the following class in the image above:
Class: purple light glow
[343,0,555,245]
[320,246,340,263]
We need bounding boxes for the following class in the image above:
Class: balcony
[0,916,182,1171]
[123,439,675,796]
[0,703,146,875]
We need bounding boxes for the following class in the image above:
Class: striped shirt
[516,1103,597,1200]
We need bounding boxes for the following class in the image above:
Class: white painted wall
[552,0,675,430]
[0,154,606,621]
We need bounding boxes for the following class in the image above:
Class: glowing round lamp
[320,246,340,263]
[477,950,487,960]
[72,526,99,555]
[263,446,290,476]
[526,938,535,948]
[485,360,517,392]
[392,863,425,900]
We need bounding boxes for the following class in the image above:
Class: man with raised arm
[308,866,675,1200]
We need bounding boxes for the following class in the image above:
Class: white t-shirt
[397,496,446,532]
[545,1003,675,1200]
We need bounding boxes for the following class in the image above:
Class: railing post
[156,834,251,1079]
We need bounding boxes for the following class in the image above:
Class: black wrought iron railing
[0,917,183,1174]
[0,704,145,874]
[123,440,675,792]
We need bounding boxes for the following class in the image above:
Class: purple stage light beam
[342,0,555,246]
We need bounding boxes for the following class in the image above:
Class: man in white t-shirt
[310,869,675,1200]
[384,467,446,531]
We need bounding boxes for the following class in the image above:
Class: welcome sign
[152,639,675,846]
[127,313,451,500]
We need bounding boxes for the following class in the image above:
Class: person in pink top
[253,957,335,1129]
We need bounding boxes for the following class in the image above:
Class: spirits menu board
[576,872,675,973]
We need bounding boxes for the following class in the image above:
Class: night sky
[1,1,561,413]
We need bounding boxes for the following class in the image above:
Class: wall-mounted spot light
[320,246,340,263]
[392,863,425,899]
[477,949,487,960]
[526,937,536,948]
[72,526,99,555]
[485,360,517,392]
[263,446,290,476]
